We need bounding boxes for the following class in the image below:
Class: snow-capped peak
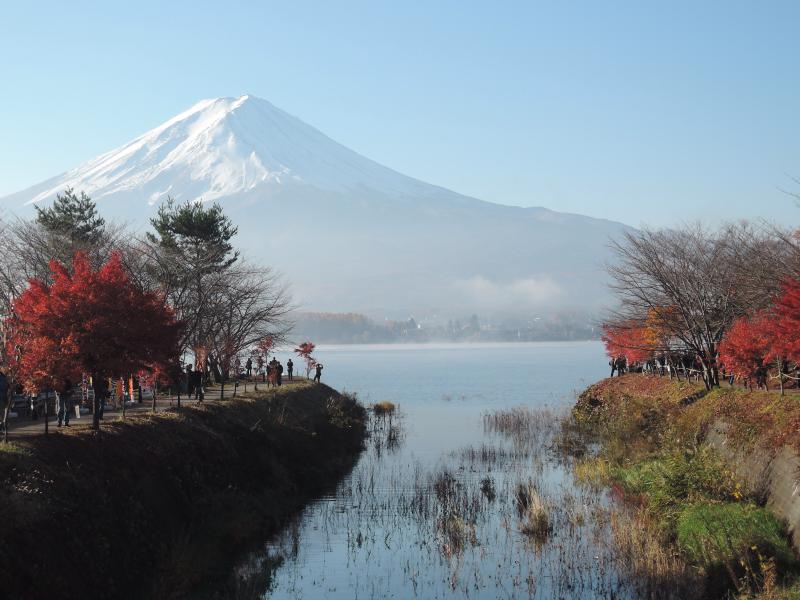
[22,94,436,206]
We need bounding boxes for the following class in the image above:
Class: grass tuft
[373,400,396,416]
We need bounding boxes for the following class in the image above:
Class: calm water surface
[237,342,638,599]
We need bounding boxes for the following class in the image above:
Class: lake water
[233,342,651,599]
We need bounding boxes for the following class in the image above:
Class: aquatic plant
[373,400,397,416]
[516,481,551,541]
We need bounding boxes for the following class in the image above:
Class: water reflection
[227,343,686,599]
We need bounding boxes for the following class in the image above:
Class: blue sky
[1,0,798,228]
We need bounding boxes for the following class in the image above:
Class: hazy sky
[1,1,798,228]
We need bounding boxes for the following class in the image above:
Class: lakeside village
[0,189,327,436]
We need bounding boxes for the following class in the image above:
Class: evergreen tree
[35,188,105,245]
[145,198,240,364]
[147,197,238,272]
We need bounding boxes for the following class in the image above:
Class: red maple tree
[601,322,651,365]
[294,341,317,377]
[718,310,771,381]
[256,335,274,358]
[769,278,800,364]
[7,252,183,429]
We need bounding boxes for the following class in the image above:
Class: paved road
[5,377,307,438]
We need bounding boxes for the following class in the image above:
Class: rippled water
[233,341,648,599]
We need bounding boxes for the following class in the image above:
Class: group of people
[265,357,289,387]
[240,355,324,384]
[608,352,785,391]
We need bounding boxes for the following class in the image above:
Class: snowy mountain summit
[3,95,631,316]
[14,94,447,209]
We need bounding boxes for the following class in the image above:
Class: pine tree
[147,197,238,273]
[35,188,106,245]
[146,198,239,368]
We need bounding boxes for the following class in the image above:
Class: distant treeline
[292,311,599,344]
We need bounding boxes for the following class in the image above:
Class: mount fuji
[1,95,630,318]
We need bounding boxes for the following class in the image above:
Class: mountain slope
[1,95,630,317]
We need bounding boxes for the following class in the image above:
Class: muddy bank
[0,382,366,600]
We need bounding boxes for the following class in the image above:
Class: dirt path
[5,377,309,438]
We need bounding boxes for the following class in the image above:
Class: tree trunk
[711,364,720,387]
[92,376,102,431]
[152,382,158,413]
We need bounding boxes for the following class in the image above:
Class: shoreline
[0,381,367,600]
[573,374,800,598]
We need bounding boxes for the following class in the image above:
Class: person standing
[313,363,323,383]
[245,357,253,378]
[186,364,196,398]
[277,361,283,386]
[57,378,72,427]
[268,357,278,387]
[286,359,294,381]
[192,367,204,402]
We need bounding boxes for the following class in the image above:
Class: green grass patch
[614,447,741,526]
[678,502,797,582]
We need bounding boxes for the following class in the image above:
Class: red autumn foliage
[770,278,800,364]
[256,336,274,356]
[7,252,183,396]
[294,341,317,376]
[718,310,771,379]
[601,322,651,365]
